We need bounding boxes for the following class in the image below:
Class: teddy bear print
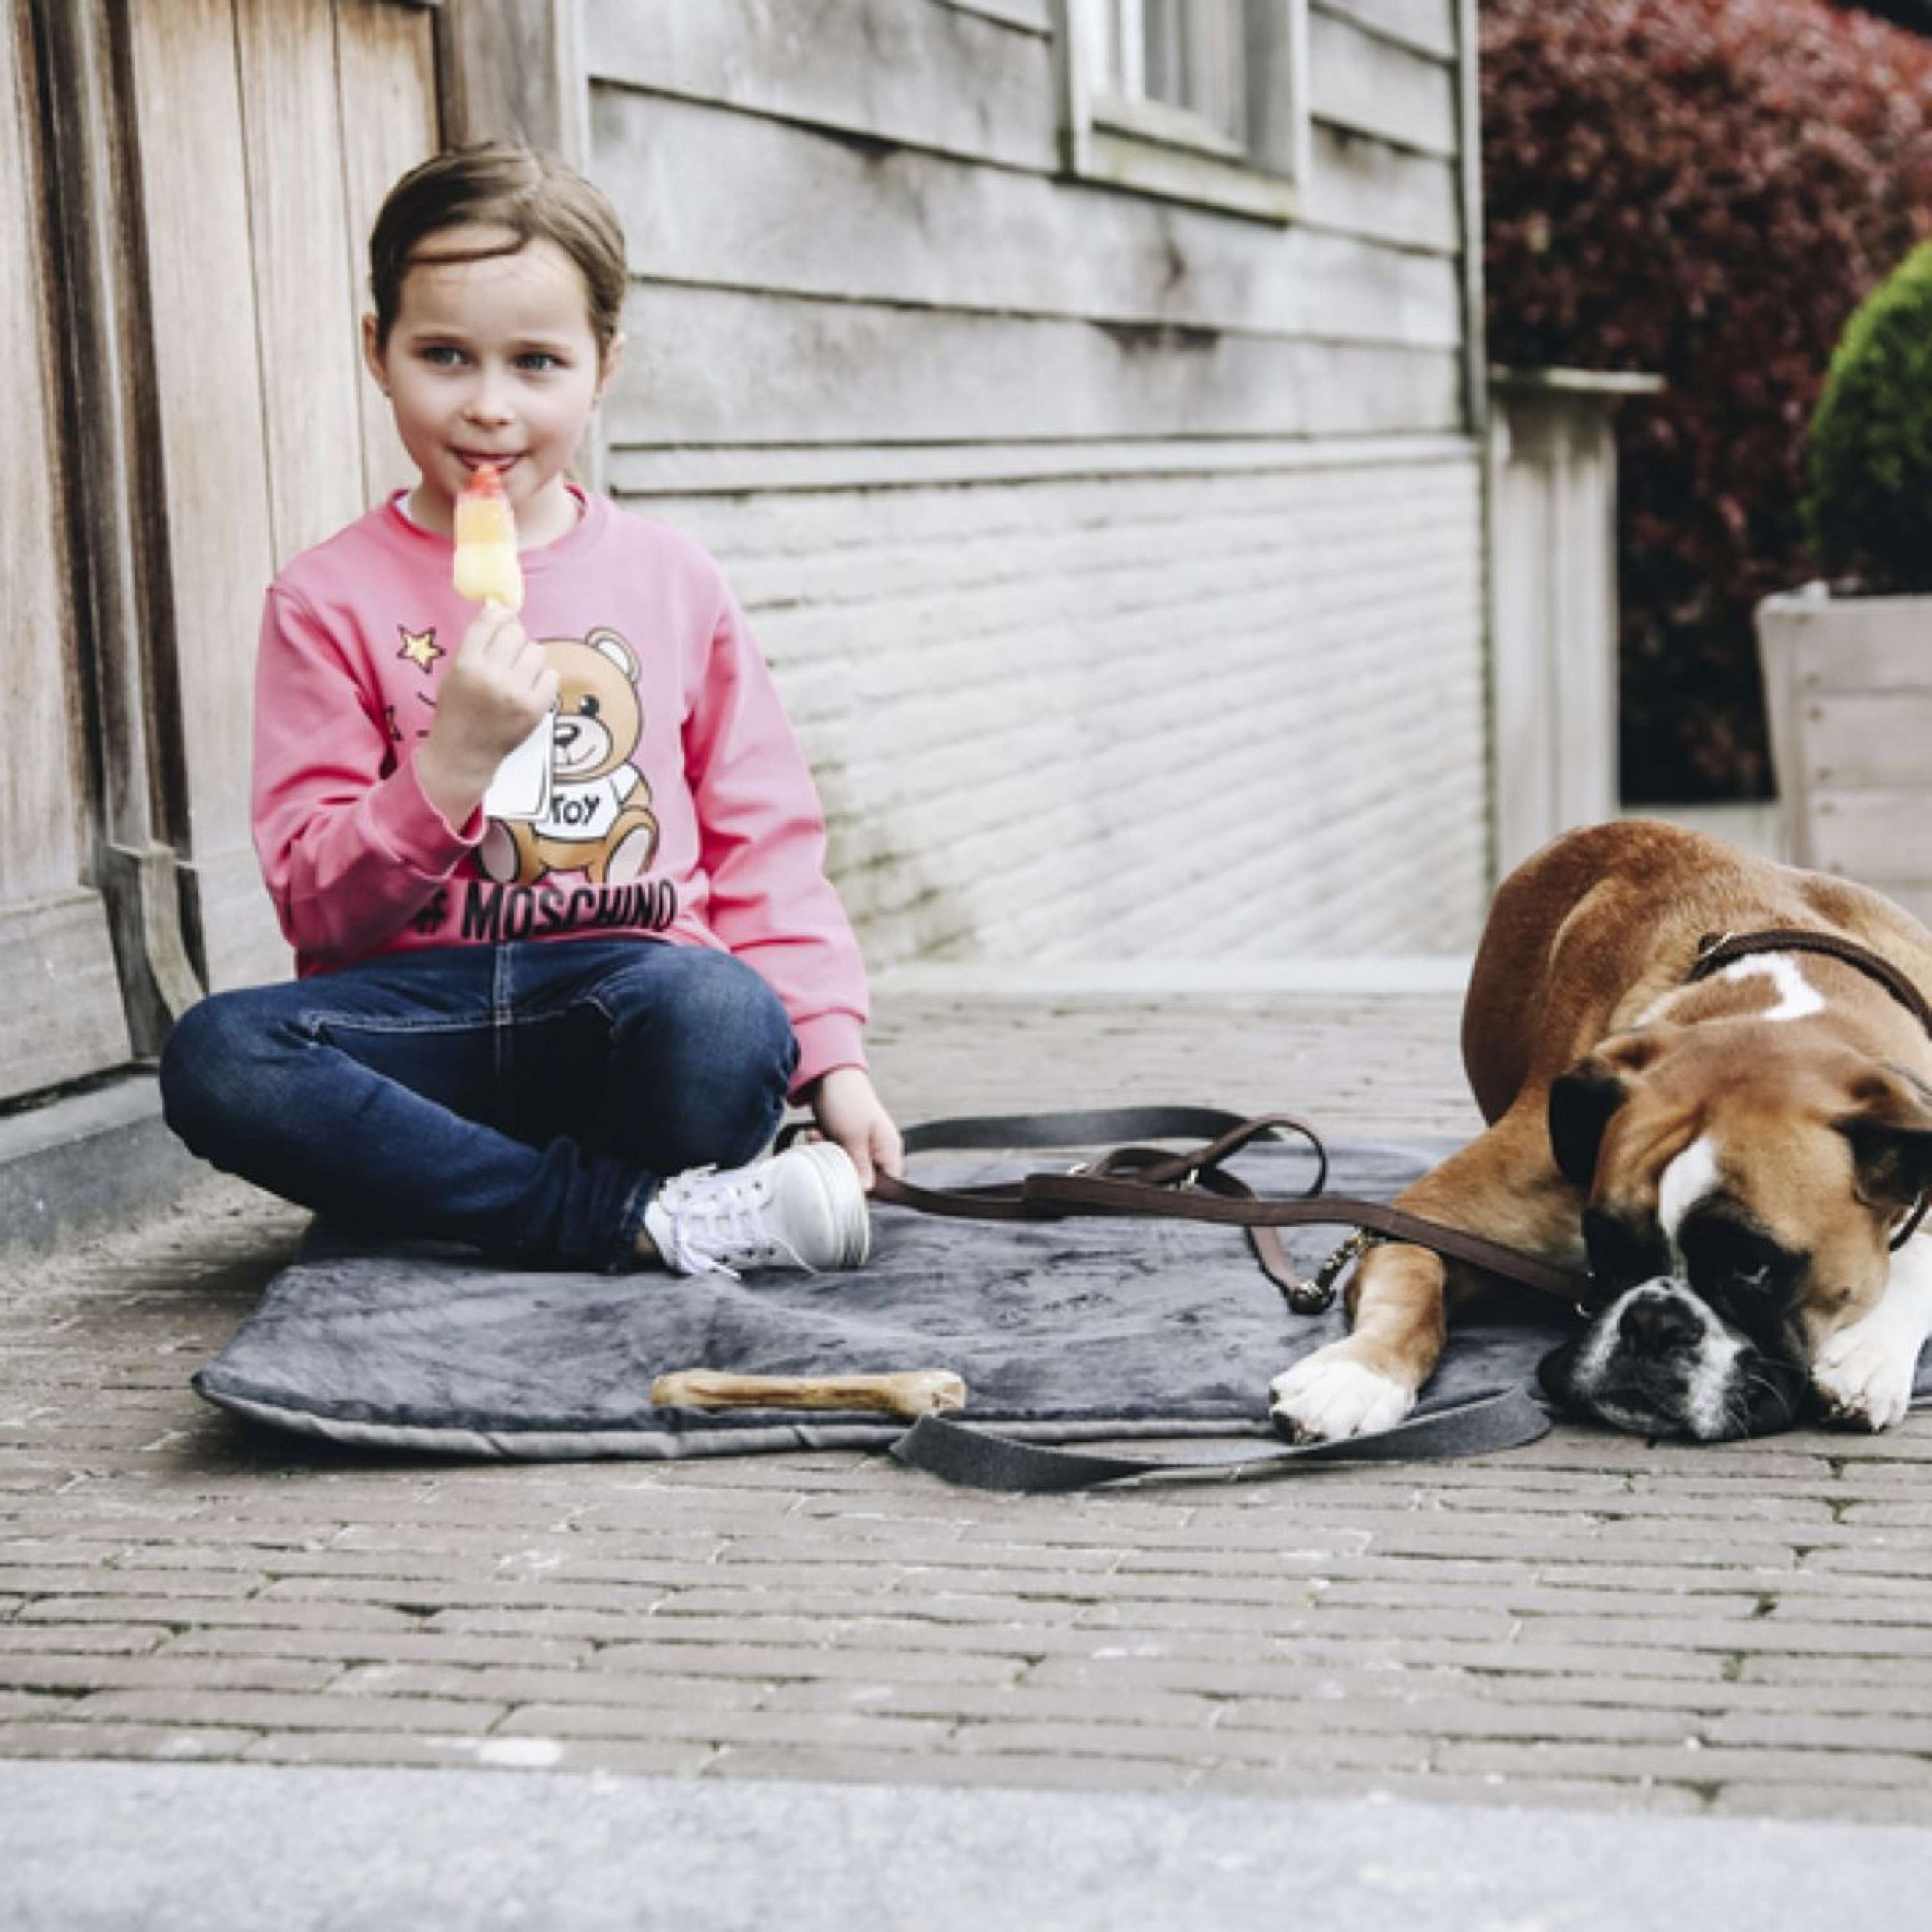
[477,626,660,887]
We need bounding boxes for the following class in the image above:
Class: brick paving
[7,976,1932,1819]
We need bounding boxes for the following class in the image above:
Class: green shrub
[1803,241,1932,596]
[1481,0,1932,798]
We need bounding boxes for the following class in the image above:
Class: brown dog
[1271,820,1932,1442]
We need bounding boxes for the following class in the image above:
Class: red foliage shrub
[1480,0,1932,800]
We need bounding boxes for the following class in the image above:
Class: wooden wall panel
[595,84,1461,342]
[945,0,1050,29]
[1802,694,1932,790]
[607,287,1462,447]
[129,0,437,994]
[1805,792,1932,906]
[1308,4,1456,156]
[0,897,132,1097]
[237,0,370,564]
[585,0,1057,171]
[334,0,438,511]
[0,0,131,1093]
[0,1,85,908]
[437,0,580,154]
[126,0,279,886]
[1303,121,1459,252]
[1317,0,1456,60]
[587,0,1473,482]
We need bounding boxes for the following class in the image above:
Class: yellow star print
[397,626,443,672]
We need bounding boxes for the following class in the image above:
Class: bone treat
[452,465,523,610]
[651,1369,966,1419]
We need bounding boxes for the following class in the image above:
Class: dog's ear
[1549,1060,1626,1188]
[1547,1031,1669,1189]
[1838,1063,1932,1217]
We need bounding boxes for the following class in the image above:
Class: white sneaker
[643,1140,872,1278]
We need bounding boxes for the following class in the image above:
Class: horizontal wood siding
[608,290,1461,446]
[596,87,1460,345]
[587,0,1484,960]
[1801,693,1932,790]
[1308,1,1456,154]
[591,0,1467,469]
[585,0,1057,172]
[1301,121,1458,252]
[1319,0,1456,59]
[1804,790,1932,916]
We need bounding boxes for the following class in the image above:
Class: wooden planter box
[1756,587,1932,925]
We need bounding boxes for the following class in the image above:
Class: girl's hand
[808,1066,903,1192]
[416,604,558,824]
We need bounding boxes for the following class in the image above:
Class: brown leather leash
[869,1107,1590,1313]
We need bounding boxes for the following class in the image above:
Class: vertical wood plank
[0,0,86,908]
[0,0,133,1090]
[437,0,577,157]
[334,0,440,509]
[125,0,280,980]
[236,0,367,559]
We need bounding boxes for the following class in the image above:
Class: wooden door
[2,0,578,1106]
[125,0,439,994]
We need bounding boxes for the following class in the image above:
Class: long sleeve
[684,591,869,1091]
[252,585,479,969]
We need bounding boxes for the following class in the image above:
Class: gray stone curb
[0,1076,201,1259]
[2,1761,1930,1932]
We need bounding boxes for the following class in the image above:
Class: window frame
[1056,0,1311,223]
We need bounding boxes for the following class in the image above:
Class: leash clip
[1282,1227,1380,1316]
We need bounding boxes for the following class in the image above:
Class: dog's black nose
[1618,1291,1701,1357]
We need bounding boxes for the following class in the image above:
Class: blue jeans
[159,939,798,1272]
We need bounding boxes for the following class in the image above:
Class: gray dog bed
[195,1134,1575,1474]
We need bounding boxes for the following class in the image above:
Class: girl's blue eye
[518,352,561,372]
[422,345,466,367]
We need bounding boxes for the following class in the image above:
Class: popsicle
[452,465,523,611]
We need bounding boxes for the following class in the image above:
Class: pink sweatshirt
[253,490,868,1092]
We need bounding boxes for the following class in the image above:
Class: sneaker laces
[651,1166,811,1281]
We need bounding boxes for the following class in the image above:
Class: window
[1063,0,1308,220]
[1083,0,1249,146]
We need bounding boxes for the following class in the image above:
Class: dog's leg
[1811,1233,1932,1431]
[1270,1243,1448,1440]
[1271,1111,1579,1442]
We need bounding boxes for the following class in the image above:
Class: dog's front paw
[1813,1311,1918,1433]
[1270,1345,1415,1443]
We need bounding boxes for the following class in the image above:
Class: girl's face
[364,225,622,546]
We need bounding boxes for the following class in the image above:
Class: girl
[161,144,901,1278]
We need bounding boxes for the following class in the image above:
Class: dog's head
[1545,1022,1932,1426]
[1538,1277,1807,1440]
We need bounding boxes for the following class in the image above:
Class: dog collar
[1688,928,1932,1039]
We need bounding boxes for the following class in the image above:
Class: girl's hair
[368,143,629,351]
